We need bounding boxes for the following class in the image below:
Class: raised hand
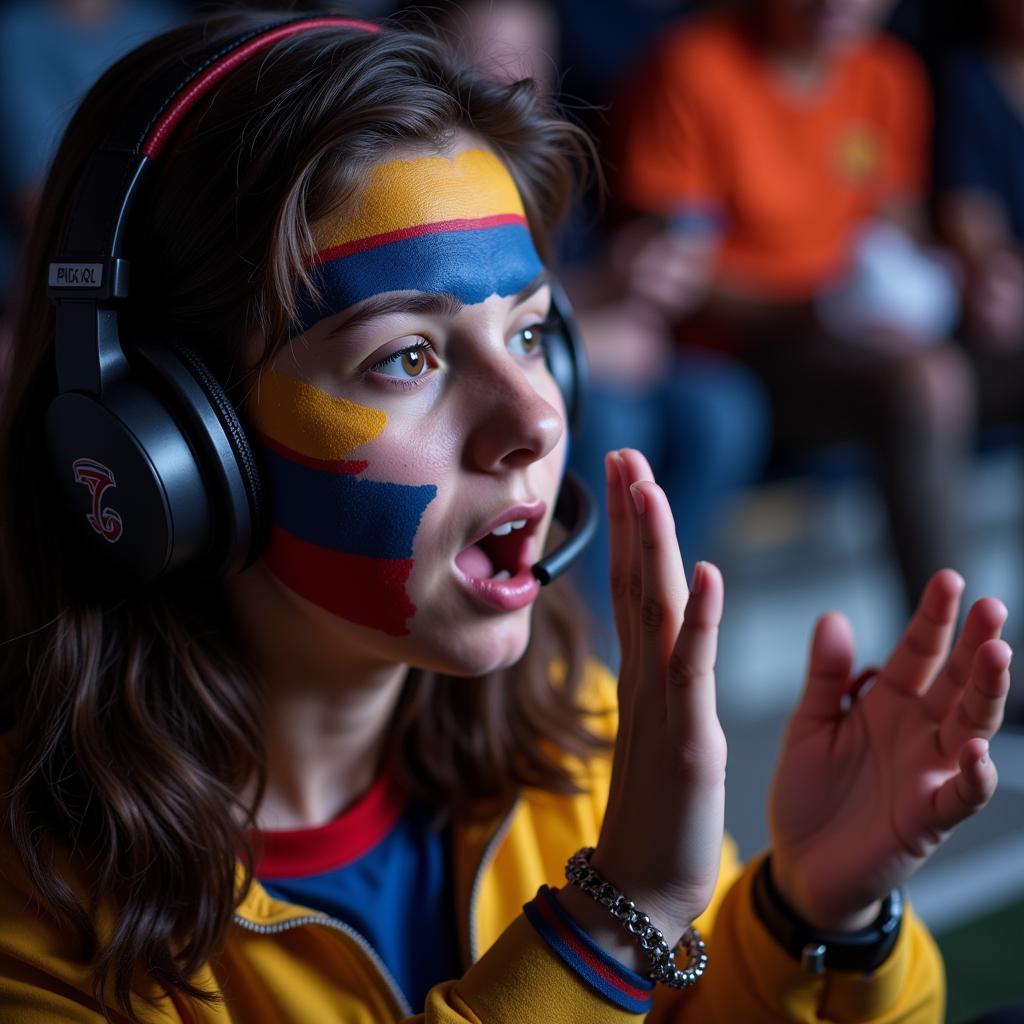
[769,570,1012,931]
[558,448,727,960]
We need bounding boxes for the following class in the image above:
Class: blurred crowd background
[2,1,1022,1019]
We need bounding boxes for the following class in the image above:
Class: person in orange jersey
[616,0,970,612]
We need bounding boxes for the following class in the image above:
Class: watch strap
[752,856,903,974]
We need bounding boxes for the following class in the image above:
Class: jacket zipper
[232,797,521,1015]
[232,911,413,1019]
[466,798,519,963]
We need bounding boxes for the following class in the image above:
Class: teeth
[490,518,528,537]
[491,570,511,581]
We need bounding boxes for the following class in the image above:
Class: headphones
[46,14,596,588]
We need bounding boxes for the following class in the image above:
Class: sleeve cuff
[523,885,655,1014]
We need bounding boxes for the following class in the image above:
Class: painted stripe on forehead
[313,149,526,251]
[263,447,437,560]
[250,370,386,460]
[297,222,544,333]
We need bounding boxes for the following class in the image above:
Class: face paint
[250,371,437,636]
[296,149,545,332]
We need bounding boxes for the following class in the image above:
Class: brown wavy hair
[0,10,605,1021]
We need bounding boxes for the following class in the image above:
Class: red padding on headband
[142,18,381,158]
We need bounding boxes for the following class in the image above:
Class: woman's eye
[509,323,548,357]
[370,341,435,379]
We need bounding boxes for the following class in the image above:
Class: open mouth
[454,516,534,582]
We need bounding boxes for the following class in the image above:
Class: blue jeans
[568,350,770,663]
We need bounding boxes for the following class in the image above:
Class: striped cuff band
[523,884,655,1014]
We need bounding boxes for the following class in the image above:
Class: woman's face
[244,138,567,676]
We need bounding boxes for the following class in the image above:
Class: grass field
[938,896,1024,1023]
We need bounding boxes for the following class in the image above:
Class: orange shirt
[616,15,930,298]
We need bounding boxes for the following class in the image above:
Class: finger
[794,613,856,725]
[879,569,964,697]
[925,598,1008,721]
[631,479,689,691]
[931,738,998,833]
[606,451,633,657]
[618,448,659,666]
[666,561,724,743]
[604,453,638,832]
[938,639,1012,760]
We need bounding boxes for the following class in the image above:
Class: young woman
[0,9,1012,1023]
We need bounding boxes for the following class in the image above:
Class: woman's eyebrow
[512,269,552,307]
[323,292,466,337]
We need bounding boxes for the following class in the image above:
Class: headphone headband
[49,15,380,313]
[140,17,380,159]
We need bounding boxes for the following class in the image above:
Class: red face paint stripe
[312,213,528,266]
[257,432,368,476]
[264,527,417,636]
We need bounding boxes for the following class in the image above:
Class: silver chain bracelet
[565,847,708,989]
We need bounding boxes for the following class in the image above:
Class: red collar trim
[253,769,407,879]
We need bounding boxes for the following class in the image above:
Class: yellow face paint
[314,148,527,251]
[250,369,386,461]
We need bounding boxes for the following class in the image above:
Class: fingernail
[629,483,645,516]
[692,561,706,594]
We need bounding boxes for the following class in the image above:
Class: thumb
[797,613,856,725]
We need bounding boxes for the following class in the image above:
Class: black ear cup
[46,343,262,584]
[546,283,585,433]
[133,341,264,576]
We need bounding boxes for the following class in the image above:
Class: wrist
[770,857,880,932]
[587,849,685,941]
[554,884,650,975]
[754,856,903,974]
[562,847,708,990]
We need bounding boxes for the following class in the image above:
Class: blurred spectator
[938,1,1024,357]
[613,0,971,611]
[0,0,182,383]
[936,0,1024,723]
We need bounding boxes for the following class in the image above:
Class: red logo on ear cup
[72,458,124,543]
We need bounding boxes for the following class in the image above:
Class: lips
[453,501,546,611]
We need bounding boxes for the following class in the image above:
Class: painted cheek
[249,370,438,636]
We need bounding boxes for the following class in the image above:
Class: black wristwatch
[752,857,903,974]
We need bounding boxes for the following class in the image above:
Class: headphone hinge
[55,302,130,397]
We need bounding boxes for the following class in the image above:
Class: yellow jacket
[0,663,943,1022]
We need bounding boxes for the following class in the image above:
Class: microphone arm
[530,469,598,586]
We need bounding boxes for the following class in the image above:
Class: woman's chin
[410,613,533,677]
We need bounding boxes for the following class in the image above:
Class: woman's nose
[463,357,564,472]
